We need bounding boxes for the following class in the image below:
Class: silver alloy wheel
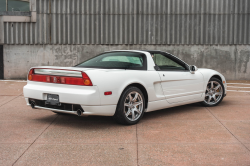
[124,91,143,121]
[204,81,223,105]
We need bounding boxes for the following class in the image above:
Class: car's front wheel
[201,77,224,107]
[114,86,145,125]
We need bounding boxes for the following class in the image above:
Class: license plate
[46,94,60,106]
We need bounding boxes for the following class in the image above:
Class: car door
[152,52,204,104]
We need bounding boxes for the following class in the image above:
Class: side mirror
[189,65,198,74]
[154,66,160,71]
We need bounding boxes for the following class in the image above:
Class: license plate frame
[46,94,60,106]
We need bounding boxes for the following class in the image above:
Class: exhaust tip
[76,109,83,116]
[30,101,35,109]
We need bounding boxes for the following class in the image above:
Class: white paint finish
[146,99,169,112]
[23,50,227,116]
[146,94,204,112]
[198,68,227,94]
[81,105,117,116]
[153,82,165,98]
[23,81,101,105]
[86,69,163,105]
[158,71,204,103]
[167,93,202,104]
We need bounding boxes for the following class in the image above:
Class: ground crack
[206,107,250,152]
[0,93,23,107]
[12,115,59,165]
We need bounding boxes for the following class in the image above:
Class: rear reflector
[104,91,112,95]
[28,68,93,86]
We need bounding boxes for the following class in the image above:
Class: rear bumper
[25,97,116,116]
[23,81,116,116]
[23,81,101,105]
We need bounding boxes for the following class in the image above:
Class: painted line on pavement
[227,83,250,86]
[227,86,250,88]
[227,90,250,92]
[0,80,27,82]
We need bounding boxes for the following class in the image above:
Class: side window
[152,54,186,71]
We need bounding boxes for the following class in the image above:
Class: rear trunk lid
[32,66,94,77]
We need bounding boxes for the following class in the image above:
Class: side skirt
[146,94,204,112]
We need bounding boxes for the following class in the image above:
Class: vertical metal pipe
[0,45,3,79]
[49,0,51,43]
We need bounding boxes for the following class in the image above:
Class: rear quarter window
[76,52,147,70]
[101,56,143,66]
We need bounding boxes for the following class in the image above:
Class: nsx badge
[53,77,57,83]
[52,77,59,83]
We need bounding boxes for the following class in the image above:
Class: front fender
[198,68,227,94]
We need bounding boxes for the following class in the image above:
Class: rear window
[76,52,147,70]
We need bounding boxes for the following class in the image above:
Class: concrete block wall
[3,45,250,80]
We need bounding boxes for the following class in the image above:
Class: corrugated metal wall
[4,0,250,45]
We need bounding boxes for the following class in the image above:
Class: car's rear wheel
[201,77,224,107]
[114,86,145,125]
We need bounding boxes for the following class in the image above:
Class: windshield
[76,52,147,70]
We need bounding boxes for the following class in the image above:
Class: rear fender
[85,69,162,105]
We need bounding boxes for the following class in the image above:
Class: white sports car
[23,50,227,125]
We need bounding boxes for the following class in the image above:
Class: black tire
[114,86,145,125]
[201,77,225,107]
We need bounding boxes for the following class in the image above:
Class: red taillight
[60,77,65,84]
[46,76,50,82]
[28,69,34,80]
[32,74,48,82]
[28,69,93,86]
[82,72,93,86]
[60,76,85,85]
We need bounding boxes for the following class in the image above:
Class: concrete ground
[0,80,250,166]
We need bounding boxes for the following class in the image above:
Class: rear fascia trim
[34,68,82,77]
[35,106,78,115]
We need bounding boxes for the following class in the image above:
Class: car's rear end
[23,67,115,116]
